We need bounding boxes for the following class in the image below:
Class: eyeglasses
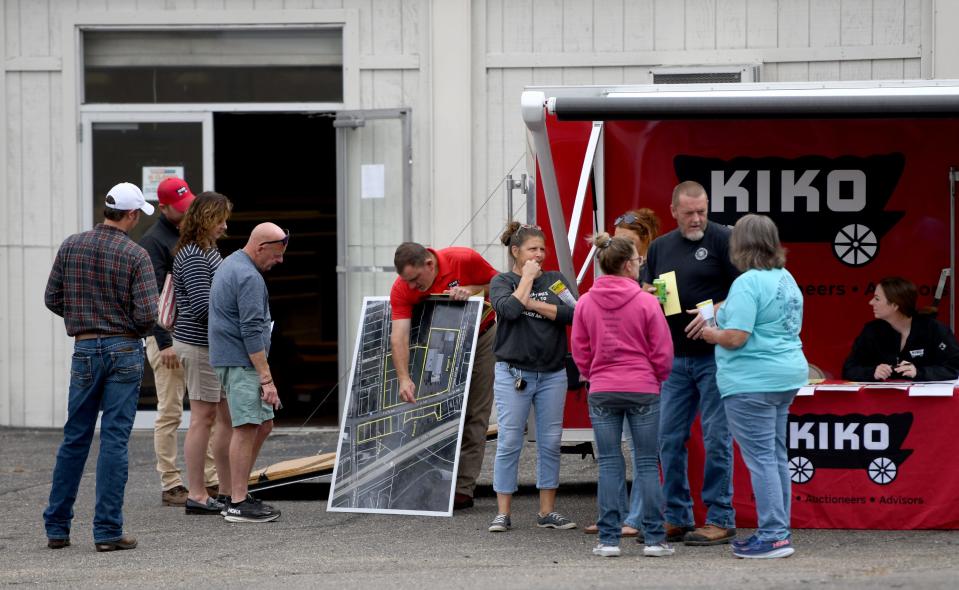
[519,223,541,231]
[615,213,639,226]
[261,229,290,247]
[629,255,645,265]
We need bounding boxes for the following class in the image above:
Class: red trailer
[521,81,959,529]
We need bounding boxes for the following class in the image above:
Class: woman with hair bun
[584,208,662,539]
[572,232,674,558]
[486,221,578,534]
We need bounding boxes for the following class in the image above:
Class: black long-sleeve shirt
[138,215,179,349]
[842,314,959,381]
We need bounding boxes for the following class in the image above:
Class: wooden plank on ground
[249,452,337,485]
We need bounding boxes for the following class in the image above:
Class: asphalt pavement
[1,426,957,589]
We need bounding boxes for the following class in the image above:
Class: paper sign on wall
[361,164,385,199]
[142,166,185,202]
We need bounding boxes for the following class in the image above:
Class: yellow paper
[659,271,681,316]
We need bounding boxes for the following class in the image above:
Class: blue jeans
[723,390,797,542]
[621,430,644,530]
[589,400,665,547]
[492,363,567,494]
[43,336,144,543]
[659,355,735,529]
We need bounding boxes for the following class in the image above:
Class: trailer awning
[547,86,959,120]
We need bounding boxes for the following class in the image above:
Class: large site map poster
[328,296,483,516]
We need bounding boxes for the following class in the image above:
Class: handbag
[157,273,177,331]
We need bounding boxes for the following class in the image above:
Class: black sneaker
[185,497,225,515]
[224,499,281,523]
[216,494,273,516]
[246,494,275,511]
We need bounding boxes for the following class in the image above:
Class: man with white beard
[641,181,741,547]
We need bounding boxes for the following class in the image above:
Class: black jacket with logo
[842,314,959,381]
[138,214,179,349]
[641,223,740,357]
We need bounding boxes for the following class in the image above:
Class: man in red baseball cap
[139,176,217,507]
[157,177,196,214]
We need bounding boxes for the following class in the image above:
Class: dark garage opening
[214,112,340,426]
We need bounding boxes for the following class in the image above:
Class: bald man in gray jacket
[209,223,287,523]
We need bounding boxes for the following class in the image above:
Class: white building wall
[1,0,954,426]
[934,0,959,78]
[0,0,431,427]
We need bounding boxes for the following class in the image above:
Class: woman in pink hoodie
[572,232,674,558]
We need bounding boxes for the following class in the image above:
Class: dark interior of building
[213,112,340,426]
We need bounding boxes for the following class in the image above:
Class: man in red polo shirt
[390,242,498,510]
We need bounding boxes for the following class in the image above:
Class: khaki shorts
[172,339,225,403]
[215,366,275,427]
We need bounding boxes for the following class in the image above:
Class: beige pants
[146,336,217,490]
[455,324,497,496]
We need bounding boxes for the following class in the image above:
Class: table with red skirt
[564,381,959,530]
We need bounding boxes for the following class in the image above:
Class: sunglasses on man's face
[261,229,290,247]
[615,213,639,226]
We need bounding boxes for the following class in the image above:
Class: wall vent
[650,64,761,84]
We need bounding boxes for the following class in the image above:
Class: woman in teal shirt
[702,214,807,560]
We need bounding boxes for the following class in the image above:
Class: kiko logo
[674,154,906,267]
[786,412,913,486]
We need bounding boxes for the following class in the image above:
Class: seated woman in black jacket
[843,276,959,381]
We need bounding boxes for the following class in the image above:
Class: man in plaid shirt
[43,182,158,553]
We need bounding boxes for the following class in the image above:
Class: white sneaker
[592,543,621,557]
[643,542,675,557]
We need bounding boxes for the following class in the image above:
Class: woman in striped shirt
[172,192,233,515]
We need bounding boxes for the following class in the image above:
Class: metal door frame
[334,107,412,416]
[79,111,214,230]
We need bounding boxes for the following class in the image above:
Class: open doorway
[214,112,340,426]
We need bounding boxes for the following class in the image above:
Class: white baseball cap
[105,182,155,215]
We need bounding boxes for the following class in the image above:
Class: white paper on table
[361,164,385,199]
[908,381,958,397]
[810,384,862,392]
[862,382,911,390]
[796,386,816,396]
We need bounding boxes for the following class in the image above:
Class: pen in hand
[894,360,917,378]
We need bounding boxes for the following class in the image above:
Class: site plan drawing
[328,296,483,516]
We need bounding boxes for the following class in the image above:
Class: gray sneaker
[488,513,511,532]
[536,511,577,530]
